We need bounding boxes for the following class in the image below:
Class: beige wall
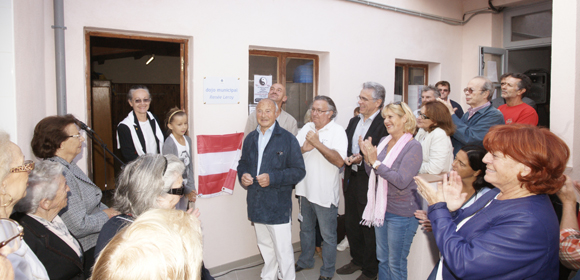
[552,0,580,177]
[3,0,578,277]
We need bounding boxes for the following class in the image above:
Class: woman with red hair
[416,124,568,279]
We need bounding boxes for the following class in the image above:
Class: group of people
[0,85,208,279]
[238,73,574,280]
[0,72,575,280]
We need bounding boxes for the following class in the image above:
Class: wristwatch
[372,160,381,170]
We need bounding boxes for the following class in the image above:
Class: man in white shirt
[244,83,298,136]
[294,96,348,280]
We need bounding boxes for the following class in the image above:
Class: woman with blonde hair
[92,208,203,280]
[359,101,422,280]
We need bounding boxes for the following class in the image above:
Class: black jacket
[343,113,388,200]
[117,111,163,163]
[11,212,85,280]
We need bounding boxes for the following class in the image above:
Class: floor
[213,248,362,280]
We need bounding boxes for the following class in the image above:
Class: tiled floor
[214,248,362,280]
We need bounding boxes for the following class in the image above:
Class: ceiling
[90,36,180,64]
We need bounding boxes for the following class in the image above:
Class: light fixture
[146,54,155,65]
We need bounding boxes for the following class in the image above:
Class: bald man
[244,83,298,136]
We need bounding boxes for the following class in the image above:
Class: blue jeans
[375,212,419,280]
[297,196,338,278]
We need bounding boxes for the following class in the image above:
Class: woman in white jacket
[414,101,455,175]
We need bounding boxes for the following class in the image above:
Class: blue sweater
[429,189,559,279]
[451,104,504,155]
[237,121,306,224]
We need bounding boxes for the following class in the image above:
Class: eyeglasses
[0,219,24,256]
[389,101,403,108]
[418,112,430,120]
[438,89,449,93]
[10,160,35,173]
[133,98,151,104]
[311,108,330,115]
[167,184,186,196]
[463,87,483,94]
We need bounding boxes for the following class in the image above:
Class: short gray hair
[474,76,494,101]
[362,82,386,108]
[113,154,185,217]
[422,85,440,98]
[313,95,337,119]
[127,85,151,101]
[14,160,64,214]
[0,131,12,183]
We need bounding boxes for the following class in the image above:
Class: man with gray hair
[338,82,387,280]
[414,85,440,118]
[439,76,505,155]
[295,96,347,280]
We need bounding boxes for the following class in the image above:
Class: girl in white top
[162,107,198,210]
[415,101,455,175]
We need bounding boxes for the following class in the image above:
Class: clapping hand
[415,171,466,210]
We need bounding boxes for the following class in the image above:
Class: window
[503,2,552,49]
[394,63,428,112]
[249,50,318,127]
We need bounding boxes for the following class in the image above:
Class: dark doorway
[85,32,188,191]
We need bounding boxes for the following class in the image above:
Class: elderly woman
[31,115,120,267]
[0,131,49,279]
[116,85,164,163]
[92,209,202,280]
[94,154,188,256]
[359,101,422,280]
[415,101,455,175]
[11,160,85,280]
[416,124,567,279]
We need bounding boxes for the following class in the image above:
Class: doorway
[85,31,189,191]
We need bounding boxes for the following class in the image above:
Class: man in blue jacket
[439,76,505,155]
[238,98,306,280]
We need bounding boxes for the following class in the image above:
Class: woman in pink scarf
[359,101,422,280]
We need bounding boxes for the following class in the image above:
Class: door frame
[84,30,189,180]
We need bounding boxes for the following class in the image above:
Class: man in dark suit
[337,82,388,280]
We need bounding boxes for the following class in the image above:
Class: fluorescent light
[146,54,155,65]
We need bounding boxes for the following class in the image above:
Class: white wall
[4,0,577,277]
[552,0,580,177]
[0,0,17,140]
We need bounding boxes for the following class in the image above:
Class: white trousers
[254,222,295,280]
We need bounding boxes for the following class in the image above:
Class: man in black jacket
[337,82,388,280]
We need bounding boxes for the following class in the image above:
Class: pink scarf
[361,133,413,227]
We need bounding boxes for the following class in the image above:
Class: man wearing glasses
[435,81,464,118]
[439,76,505,155]
[238,98,306,280]
[117,85,164,163]
[295,96,348,280]
[338,82,387,280]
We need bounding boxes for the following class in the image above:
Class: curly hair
[31,115,78,159]
[483,124,569,194]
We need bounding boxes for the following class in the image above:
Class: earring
[0,188,13,207]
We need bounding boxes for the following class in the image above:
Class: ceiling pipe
[52,0,67,115]
[341,0,500,26]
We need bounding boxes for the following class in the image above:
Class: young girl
[163,107,197,210]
